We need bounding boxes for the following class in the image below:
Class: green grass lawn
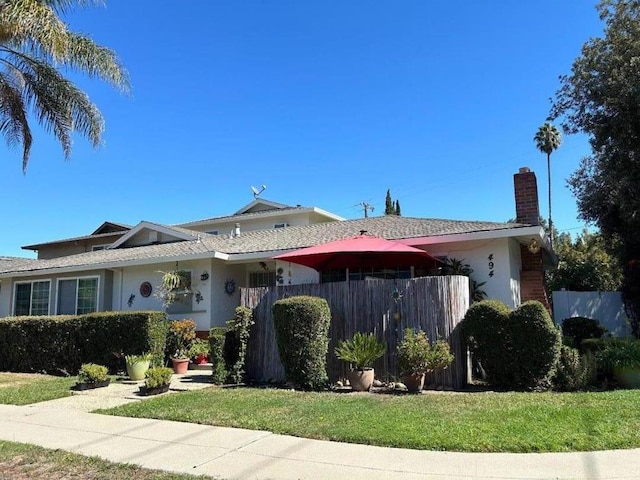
[0,372,77,405]
[99,387,640,453]
[0,440,212,479]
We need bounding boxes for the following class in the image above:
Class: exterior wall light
[200,272,209,281]
[527,238,541,254]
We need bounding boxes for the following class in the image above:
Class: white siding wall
[426,238,517,308]
[0,278,12,317]
[187,212,313,236]
[552,290,631,337]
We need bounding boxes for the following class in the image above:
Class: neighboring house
[0,168,552,333]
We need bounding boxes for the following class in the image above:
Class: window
[166,270,192,315]
[274,222,289,229]
[57,277,99,315]
[249,271,276,288]
[14,281,50,316]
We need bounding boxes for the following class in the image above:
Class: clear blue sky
[0,1,603,258]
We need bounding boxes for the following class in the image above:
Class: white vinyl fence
[552,290,631,337]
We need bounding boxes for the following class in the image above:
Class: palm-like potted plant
[125,353,152,381]
[335,332,386,391]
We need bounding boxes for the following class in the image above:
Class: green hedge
[0,311,168,375]
[272,295,331,390]
[209,326,228,384]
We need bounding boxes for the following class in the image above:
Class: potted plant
[141,366,173,396]
[168,319,197,373]
[597,339,640,388]
[188,339,210,366]
[157,270,192,307]
[75,363,110,390]
[125,353,152,381]
[335,332,386,391]
[397,328,432,393]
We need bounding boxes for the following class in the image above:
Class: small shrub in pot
[145,366,173,389]
[335,332,385,391]
[78,363,108,384]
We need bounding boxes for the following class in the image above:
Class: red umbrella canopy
[273,233,440,271]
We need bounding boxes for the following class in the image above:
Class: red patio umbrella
[273,232,440,271]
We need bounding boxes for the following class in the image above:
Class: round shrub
[272,295,331,390]
[552,345,591,391]
[562,317,606,351]
[508,301,562,390]
[461,299,511,385]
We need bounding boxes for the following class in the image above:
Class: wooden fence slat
[243,275,470,389]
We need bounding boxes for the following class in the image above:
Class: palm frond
[0,72,32,171]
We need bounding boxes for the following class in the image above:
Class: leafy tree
[549,0,640,336]
[546,230,622,293]
[0,0,129,172]
[395,199,401,216]
[534,123,562,246]
[384,189,394,215]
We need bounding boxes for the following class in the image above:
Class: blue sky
[0,1,603,257]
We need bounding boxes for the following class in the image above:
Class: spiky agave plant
[335,332,386,370]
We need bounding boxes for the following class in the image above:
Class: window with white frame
[57,277,99,315]
[14,280,50,316]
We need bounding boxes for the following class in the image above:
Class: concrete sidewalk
[1,403,639,480]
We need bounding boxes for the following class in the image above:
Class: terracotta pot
[347,368,375,391]
[172,357,190,374]
[401,373,425,393]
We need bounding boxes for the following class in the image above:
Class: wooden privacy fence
[241,275,470,389]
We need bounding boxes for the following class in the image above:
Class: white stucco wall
[114,260,213,331]
[188,212,314,236]
[275,261,319,285]
[0,278,12,317]
[508,238,522,307]
[425,238,518,308]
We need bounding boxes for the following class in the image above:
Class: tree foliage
[549,0,640,336]
[384,189,402,216]
[546,230,622,293]
[534,123,562,245]
[0,0,129,171]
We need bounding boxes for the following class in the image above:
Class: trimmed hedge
[0,311,168,375]
[272,295,331,390]
[461,299,511,385]
[462,300,561,390]
[561,317,606,351]
[209,326,228,384]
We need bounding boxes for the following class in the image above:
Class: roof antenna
[251,184,267,198]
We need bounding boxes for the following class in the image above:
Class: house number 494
[488,254,495,277]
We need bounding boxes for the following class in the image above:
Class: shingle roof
[0,216,532,275]
[22,231,127,250]
[176,206,309,227]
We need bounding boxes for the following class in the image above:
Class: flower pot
[195,354,208,365]
[172,357,190,374]
[401,373,425,393]
[140,384,170,396]
[73,379,111,391]
[347,368,375,391]
[614,367,640,389]
[126,360,150,381]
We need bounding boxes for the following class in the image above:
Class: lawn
[99,387,640,453]
[0,372,77,405]
[0,440,212,479]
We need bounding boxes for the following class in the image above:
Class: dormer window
[274,222,289,229]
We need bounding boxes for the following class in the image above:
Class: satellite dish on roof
[251,184,267,198]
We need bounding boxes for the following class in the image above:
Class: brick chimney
[513,167,540,225]
[513,167,550,311]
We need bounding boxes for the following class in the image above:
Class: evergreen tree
[395,200,401,216]
[384,189,394,215]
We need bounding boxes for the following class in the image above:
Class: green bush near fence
[209,326,228,384]
[0,311,168,375]
[272,295,331,391]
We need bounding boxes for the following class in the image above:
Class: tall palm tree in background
[534,122,562,247]
[0,0,128,172]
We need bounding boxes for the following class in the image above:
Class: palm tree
[0,0,129,172]
[534,123,562,246]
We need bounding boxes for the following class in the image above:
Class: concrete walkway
[0,374,638,479]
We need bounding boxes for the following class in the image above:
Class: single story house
[0,168,552,333]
